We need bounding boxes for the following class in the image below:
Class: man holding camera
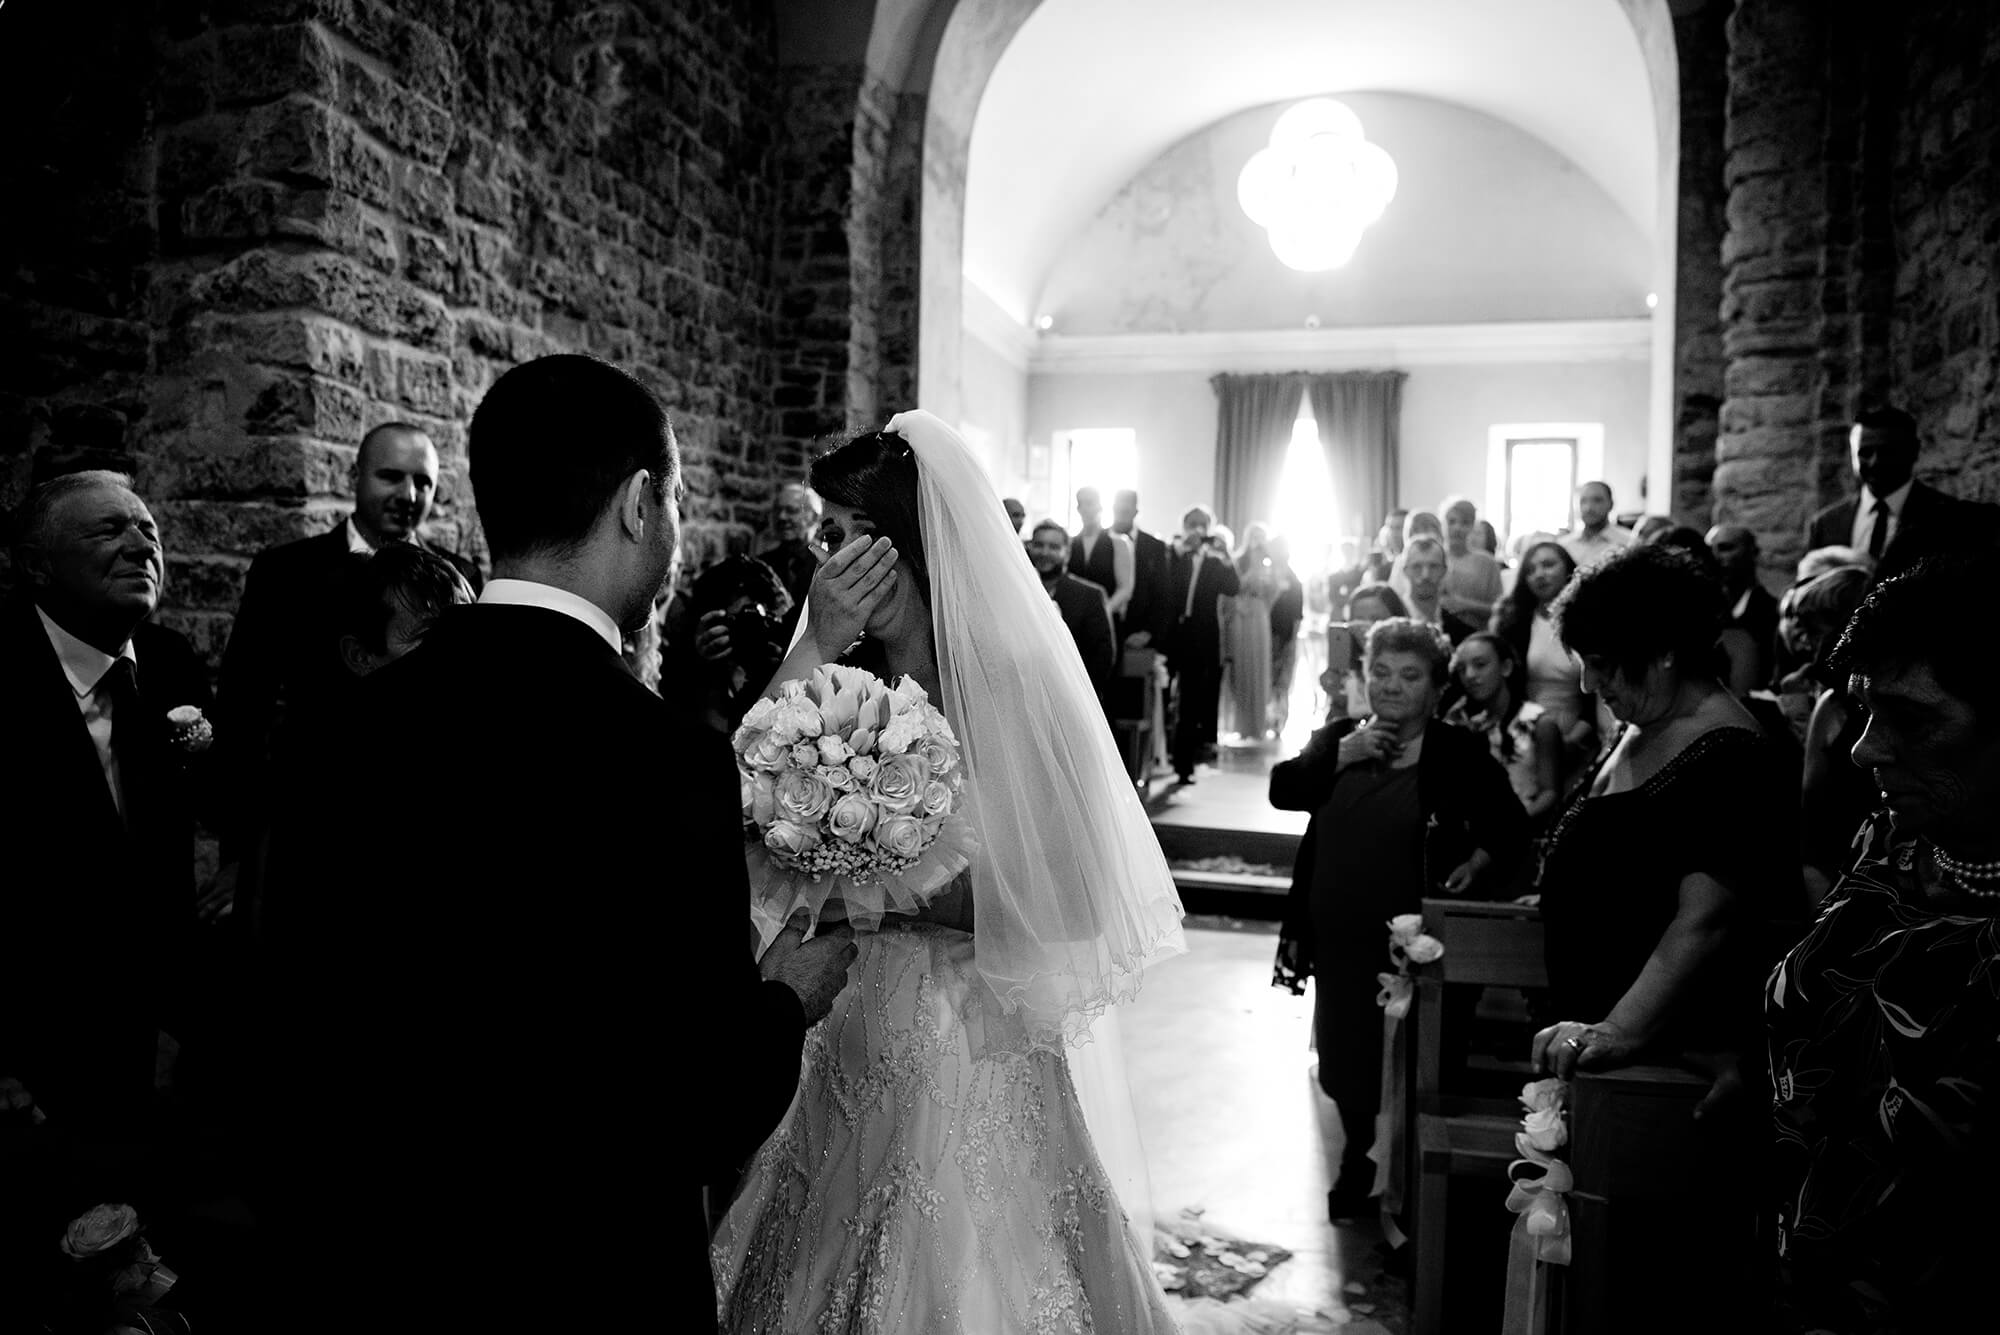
[1164,505,1239,785]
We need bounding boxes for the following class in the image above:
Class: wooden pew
[1409,898,1547,1335]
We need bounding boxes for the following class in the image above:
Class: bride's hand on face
[812,535,898,660]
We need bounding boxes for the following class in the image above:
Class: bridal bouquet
[733,664,975,944]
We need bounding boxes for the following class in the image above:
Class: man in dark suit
[1067,486,1134,629]
[1027,520,1117,709]
[1805,406,1996,581]
[259,355,856,1334]
[1166,505,1240,784]
[213,422,478,918]
[1708,523,1780,687]
[1111,488,1171,649]
[1,471,212,1135]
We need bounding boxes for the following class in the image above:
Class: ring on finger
[1562,1033,1584,1049]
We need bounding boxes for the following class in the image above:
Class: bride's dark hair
[809,429,931,604]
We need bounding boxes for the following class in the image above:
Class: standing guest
[1471,519,1500,557]
[1002,496,1027,536]
[214,423,478,914]
[1166,505,1239,784]
[1806,406,1996,582]
[0,471,214,1139]
[1268,533,1305,734]
[1708,523,1779,684]
[1439,498,1503,624]
[1225,523,1279,742]
[1766,554,2000,1333]
[257,355,856,1335]
[1559,480,1635,570]
[754,482,819,645]
[1111,488,1171,649]
[1530,545,1798,1106]
[1401,535,1480,644]
[1068,486,1135,624]
[1788,566,1876,904]
[1324,583,1408,723]
[687,555,796,733]
[1445,632,1562,822]
[1493,539,1595,770]
[1272,619,1527,1218]
[1388,509,1444,603]
[1028,520,1117,708]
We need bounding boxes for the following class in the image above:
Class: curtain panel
[1307,370,1406,543]
[1211,373,1305,536]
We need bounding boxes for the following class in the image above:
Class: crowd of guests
[1271,405,2000,1330]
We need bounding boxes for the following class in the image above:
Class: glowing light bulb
[1236,99,1396,273]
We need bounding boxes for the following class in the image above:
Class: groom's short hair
[470,354,676,561]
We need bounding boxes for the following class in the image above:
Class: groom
[261,355,855,1333]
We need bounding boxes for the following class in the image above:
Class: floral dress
[1766,814,2000,1332]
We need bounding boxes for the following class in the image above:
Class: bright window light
[1237,99,1398,273]
[1273,408,1339,577]
[1053,428,1139,528]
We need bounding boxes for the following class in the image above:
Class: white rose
[780,699,825,740]
[1521,1107,1567,1153]
[848,756,879,783]
[819,764,857,792]
[165,705,213,754]
[763,820,816,859]
[1520,1078,1566,1114]
[891,676,929,706]
[827,793,878,844]
[750,776,776,827]
[919,780,954,819]
[1403,934,1445,965]
[748,735,790,772]
[1387,913,1425,942]
[62,1203,139,1259]
[876,814,927,860]
[917,737,956,777]
[817,735,852,766]
[740,697,778,734]
[775,770,834,824]
[869,753,928,814]
[790,742,820,771]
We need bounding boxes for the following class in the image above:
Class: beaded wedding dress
[711,412,1188,1333]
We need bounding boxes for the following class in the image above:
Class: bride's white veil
[887,409,1187,1049]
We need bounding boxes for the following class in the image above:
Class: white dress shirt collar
[478,578,623,654]
[36,605,137,698]
[1858,479,1914,518]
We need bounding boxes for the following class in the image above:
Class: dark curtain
[1211,373,1304,535]
[1307,370,1406,543]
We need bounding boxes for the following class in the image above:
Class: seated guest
[1492,539,1596,772]
[1530,545,1799,1096]
[1029,519,1117,707]
[1767,554,2000,1332]
[1323,582,1407,722]
[1439,498,1503,624]
[1445,632,1562,823]
[1789,566,1875,903]
[1401,535,1479,644]
[1559,480,1635,569]
[334,544,476,679]
[689,555,796,731]
[1272,618,1527,1219]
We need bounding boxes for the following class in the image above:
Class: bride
[712,412,1189,1332]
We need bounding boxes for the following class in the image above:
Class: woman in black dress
[1273,618,1527,1218]
[1530,545,1799,1090]
[1767,555,2000,1332]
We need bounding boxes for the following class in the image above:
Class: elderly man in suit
[1,470,223,1138]
[1166,504,1241,784]
[1806,406,1994,581]
[1027,519,1117,711]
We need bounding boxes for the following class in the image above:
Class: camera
[724,602,787,662]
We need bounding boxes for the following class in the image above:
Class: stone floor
[1124,921,1409,1333]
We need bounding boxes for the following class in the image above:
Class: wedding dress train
[712,921,1181,1333]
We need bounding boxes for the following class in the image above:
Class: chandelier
[1237,99,1398,273]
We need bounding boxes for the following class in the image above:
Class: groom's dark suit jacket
[260,603,807,1334]
[0,597,210,1129]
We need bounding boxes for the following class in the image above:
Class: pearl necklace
[1928,843,2000,899]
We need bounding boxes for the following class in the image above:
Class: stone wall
[2,0,791,660]
[1715,0,2000,575]
[1668,0,1730,528]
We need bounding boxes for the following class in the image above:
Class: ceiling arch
[963,0,1663,324]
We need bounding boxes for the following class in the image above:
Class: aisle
[1124,924,1408,1333]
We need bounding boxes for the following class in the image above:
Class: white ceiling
[963,0,1663,325]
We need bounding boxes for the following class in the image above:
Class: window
[1274,403,1339,578]
[1050,428,1138,529]
[1486,422,1604,549]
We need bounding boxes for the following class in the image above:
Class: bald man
[1708,523,1779,686]
[214,424,480,913]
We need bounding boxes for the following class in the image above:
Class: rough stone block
[184,250,453,352]
[153,497,342,559]
[209,22,338,107]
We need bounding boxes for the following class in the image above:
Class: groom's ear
[618,469,653,541]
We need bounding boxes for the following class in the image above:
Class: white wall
[958,326,1030,497]
[1026,358,1651,546]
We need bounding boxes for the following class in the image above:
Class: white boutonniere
[165,705,213,755]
